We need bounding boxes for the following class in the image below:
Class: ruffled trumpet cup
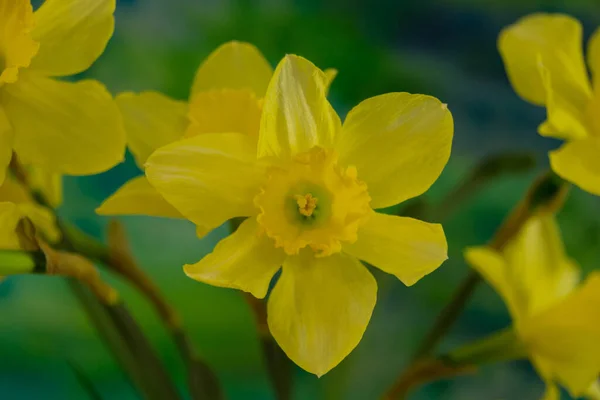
[466,216,600,398]
[0,0,125,186]
[145,55,453,376]
[499,13,600,195]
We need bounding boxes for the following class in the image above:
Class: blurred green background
[2,0,600,399]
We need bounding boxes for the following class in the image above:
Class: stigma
[295,193,318,217]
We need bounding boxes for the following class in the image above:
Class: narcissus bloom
[0,175,59,249]
[145,55,452,375]
[499,14,600,195]
[97,41,335,237]
[0,0,125,186]
[466,216,600,399]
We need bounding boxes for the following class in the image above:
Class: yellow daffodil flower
[97,41,336,237]
[498,13,600,195]
[144,54,453,376]
[466,216,600,399]
[0,0,125,186]
[0,175,59,249]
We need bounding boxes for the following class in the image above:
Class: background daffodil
[0,175,59,249]
[466,216,600,399]
[0,0,125,187]
[498,13,600,195]
[97,41,336,237]
[144,54,453,376]
[97,41,274,224]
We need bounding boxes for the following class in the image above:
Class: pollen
[255,147,372,257]
[295,193,318,217]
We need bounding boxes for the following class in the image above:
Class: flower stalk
[383,170,570,399]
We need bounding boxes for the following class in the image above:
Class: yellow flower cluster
[1,1,600,393]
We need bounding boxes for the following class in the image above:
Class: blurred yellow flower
[0,175,59,249]
[466,216,600,399]
[499,14,600,195]
[97,41,335,237]
[0,0,125,187]
[145,55,453,375]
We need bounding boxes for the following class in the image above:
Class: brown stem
[383,170,569,399]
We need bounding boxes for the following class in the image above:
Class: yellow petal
[257,55,342,159]
[185,89,262,138]
[537,59,591,140]
[184,218,284,298]
[550,137,600,196]
[324,68,338,94]
[26,165,62,207]
[337,93,453,209]
[344,212,447,286]
[466,216,580,323]
[268,250,376,376]
[17,203,60,244]
[96,176,183,218]
[116,91,188,168]
[540,382,560,400]
[588,28,600,90]
[464,246,523,317]
[191,41,273,97]
[145,132,263,232]
[520,272,600,397]
[498,13,591,107]
[3,74,125,176]
[0,107,13,186]
[0,0,39,85]
[29,0,115,76]
[0,176,31,203]
[503,216,580,318]
[0,202,22,250]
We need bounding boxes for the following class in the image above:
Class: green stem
[384,170,569,399]
[0,250,40,274]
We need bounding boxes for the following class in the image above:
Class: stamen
[294,193,318,217]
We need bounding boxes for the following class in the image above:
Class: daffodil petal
[324,68,338,94]
[337,93,453,208]
[550,138,600,196]
[184,218,284,299]
[17,203,60,244]
[0,202,22,250]
[537,56,590,140]
[540,382,560,400]
[191,41,273,97]
[0,0,39,85]
[268,251,376,376]
[503,216,580,318]
[588,28,600,90]
[185,89,262,138]
[520,272,600,397]
[27,165,62,207]
[116,91,188,168]
[145,132,263,232]
[257,55,341,158]
[29,0,115,76]
[0,108,13,186]
[498,13,591,108]
[0,176,32,203]
[3,74,125,176]
[96,176,183,218]
[343,212,447,286]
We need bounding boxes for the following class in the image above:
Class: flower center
[0,0,39,85]
[294,193,318,217]
[255,147,371,257]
